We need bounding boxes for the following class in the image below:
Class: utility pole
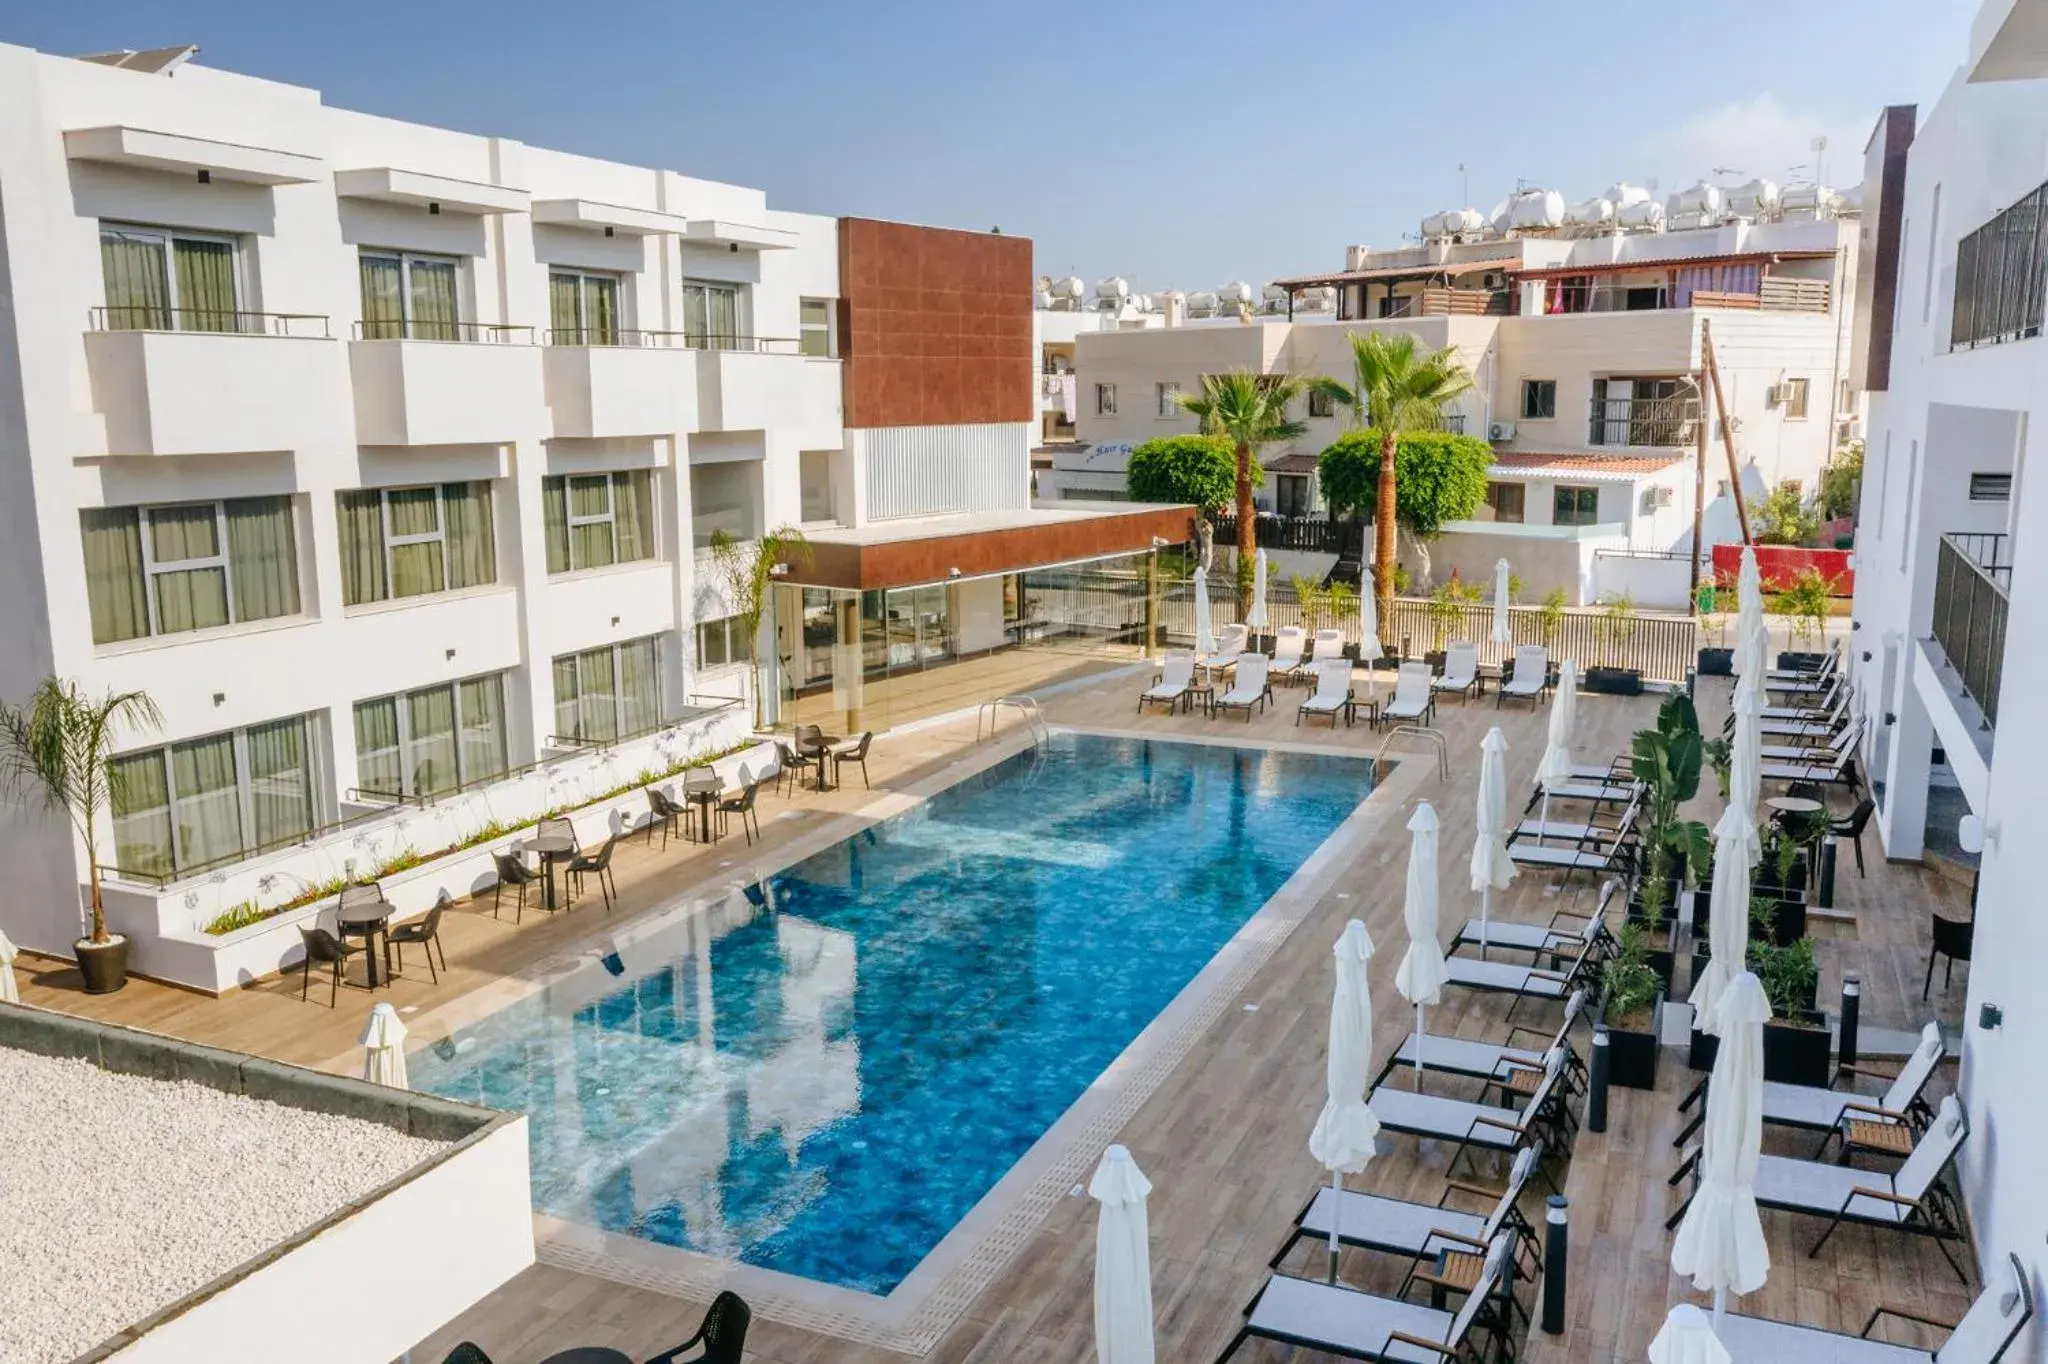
[1689,372,1709,608]
[1700,319,1752,544]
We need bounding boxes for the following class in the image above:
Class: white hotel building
[0,42,1186,987]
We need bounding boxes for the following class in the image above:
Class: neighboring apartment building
[1848,0,2048,1348]
[0,42,1186,979]
[1056,202,1860,605]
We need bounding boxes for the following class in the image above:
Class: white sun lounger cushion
[1451,918,1576,952]
[1246,1276,1460,1364]
[1220,653,1270,707]
[1509,844,1620,871]
[1446,956,1569,998]
[1297,1188,1489,1257]
[1714,1250,2028,1364]
[1144,653,1194,700]
[1389,1033,1546,1079]
[1302,659,1352,713]
[1368,1088,1530,1150]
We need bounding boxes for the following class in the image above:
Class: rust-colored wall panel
[779,505,1197,592]
[839,218,1033,429]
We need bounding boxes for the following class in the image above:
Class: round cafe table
[803,733,843,791]
[683,777,720,843]
[525,833,576,914]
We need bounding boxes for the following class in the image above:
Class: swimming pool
[412,732,1377,1296]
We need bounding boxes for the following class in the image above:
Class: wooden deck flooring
[12,663,1976,1364]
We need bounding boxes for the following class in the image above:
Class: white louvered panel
[860,424,1031,521]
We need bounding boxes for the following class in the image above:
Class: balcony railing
[352,320,535,343]
[1952,180,2048,349]
[90,306,331,337]
[1588,394,1697,447]
[1932,532,2010,725]
[542,328,808,353]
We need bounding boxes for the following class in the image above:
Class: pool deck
[15,658,1976,1363]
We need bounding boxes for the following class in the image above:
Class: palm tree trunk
[1234,442,1256,612]
[87,856,106,943]
[1374,429,1399,628]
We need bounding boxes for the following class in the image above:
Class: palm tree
[1177,369,1321,608]
[0,679,161,945]
[709,525,815,726]
[1322,331,1474,624]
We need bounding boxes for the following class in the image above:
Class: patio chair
[1924,912,1973,999]
[439,1346,494,1364]
[1713,1251,2030,1364]
[1270,626,1309,682]
[1215,652,1272,720]
[1433,641,1480,703]
[648,1290,752,1364]
[491,851,539,923]
[296,927,367,1007]
[567,833,620,911]
[1216,1233,1518,1364]
[717,782,764,845]
[1667,1095,1973,1280]
[645,787,687,848]
[1830,796,1877,877]
[1673,1022,1944,1156]
[1497,644,1550,708]
[1297,657,1356,728]
[830,731,874,789]
[1369,1047,1575,1181]
[385,903,447,983]
[537,815,578,852]
[1139,651,1197,713]
[1378,661,1437,728]
[774,740,814,797]
[1376,990,1592,1096]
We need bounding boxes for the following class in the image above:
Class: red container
[1710,543,1854,596]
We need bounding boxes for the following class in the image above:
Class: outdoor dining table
[526,833,577,914]
[683,775,721,843]
[803,732,842,791]
[335,899,394,988]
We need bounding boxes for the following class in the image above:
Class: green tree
[1126,434,1243,514]
[1317,331,1474,624]
[1752,481,1822,546]
[1176,369,1317,609]
[1817,439,1865,524]
[1316,428,1492,586]
[0,679,162,945]
[709,526,815,726]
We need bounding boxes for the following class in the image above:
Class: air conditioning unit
[1487,420,1516,442]
[1483,272,1507,289]
[1647,485,1675,510]
[1765,384,1781,409]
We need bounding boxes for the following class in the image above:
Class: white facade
[0,43,991,974]
[1851,2,2048,1351]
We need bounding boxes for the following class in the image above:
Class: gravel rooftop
[0,1048,451,1364]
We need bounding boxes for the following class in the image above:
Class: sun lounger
[1442,922,1604,1024]
[1198,623,1249,675]
[1451,884,1621,961]
[1270,626,1308,682]
[1371,1048,1574,1177]
[1216,1234,1518,1364]
[1510,795,1639,848]
[1523,778,1639,812]
[1215,652,1273,720]
[1378,661,1437,727]
[1433,642,1480,702]
[1760,716,1864,762]
[1755,676,1843,720]
[1496,644,1550,709]
[1138,651,1197,713]
[1668,1095,1972,1280]
[1375,991,1591,1095]
[1308,626,1345,666]
[1674,1022,1944,1154]
[1713,1252,2030,1364]
[1766,645,1839,684]
[1297,657,1357,727]
[1760,744,1860,790]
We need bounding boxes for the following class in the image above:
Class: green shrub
[1126,435,1244,513]
[1316,429,1493,534]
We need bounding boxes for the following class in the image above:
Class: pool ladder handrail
[1374,725,1449,784]
[977,696,1050,749]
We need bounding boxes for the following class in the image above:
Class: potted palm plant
[1599,923,1665,1090]
[1695,580,1734,675]
[1628,694,1711,928]
[0,679,162,994]
[1586,591,1643,695]
[1755,937,1828,1086]
[1750,830,1810,946]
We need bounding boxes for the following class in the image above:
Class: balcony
[542,330,699,439]
[1587,393,1697,448]
[1542,277,1830,315]
[1951,180,2047,349]
[694,338,840,437]
[84,310,344,457]
[349,323,543,446]
[1932,532,2011,725]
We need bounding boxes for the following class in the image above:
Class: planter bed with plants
[1601,923,1666,1090]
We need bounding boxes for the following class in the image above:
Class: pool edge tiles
[438,731,1428,1353]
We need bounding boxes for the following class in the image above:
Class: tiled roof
[1265,453,1320,473]
[1490,450,1691,477]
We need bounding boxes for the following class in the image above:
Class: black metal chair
[297,926,365,1007]
[718,782,762,845]
[648,1290,751,1364]
[491,850,539,923]
[1924,913,1974,999]
[646,786,686,848]
[568,834,621,912]
[439,1345,492,1364]
[830,731,873,790]
[1829,796,1876,877]
[774,740,813,796]
[386,903,448,983]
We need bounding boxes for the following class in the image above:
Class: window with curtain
[80,498,301,646]
[541,471,655,574]
[682,279,741,349]
[358,250,462,340]
[108,716,319,879]
[549,269,621,345]
[98,225,239,332]
[1554,485,1601,526]
[552,637,663,743]
[352,674,509,800]
[336,483,497,606]
[695,615,745,668]
[799,298,834,357]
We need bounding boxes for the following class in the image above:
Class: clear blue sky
[5,0,1975,291]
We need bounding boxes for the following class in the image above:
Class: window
[358,250,460,340]
[1779,377,1810,419]
[799,299,834,357]
[691,463,760,547]
[1274,474,1312,518]
[353,674,508,800]
[1378,294,1413,319]
[548,268,620,345]
[681,278,742,350]
[1970,472,2014,502]
[1157,381,1181,418]
[1096,383,1117,416]
[336,483,497,606]
[82,498,301,645]
[553,636,662,744]
[1484,482,1526,524]
[542,470,655,573]
[1307,387,1335,419]
[1554,485,1600,526]
[109,716,317,879]
[98,225,239,332]
[1521,379,1557,420]
[696,615,747,668]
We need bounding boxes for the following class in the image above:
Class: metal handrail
[1932,533,2009,725]
[89,306,331,337]
[350,320,535,343]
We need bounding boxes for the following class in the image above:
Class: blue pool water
[412,733,1376,1294]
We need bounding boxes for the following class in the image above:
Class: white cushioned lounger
[1714,1252,2030,1364]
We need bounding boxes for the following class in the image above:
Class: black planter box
[1585,665,1644,696]
[1776,650,1829,672]
[1687,1026,1719,1073]
[1747,893,1808,947]
[1764,1013,1832,1087]
[1601,992,1665,1090]
[1697,647,1735,676]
